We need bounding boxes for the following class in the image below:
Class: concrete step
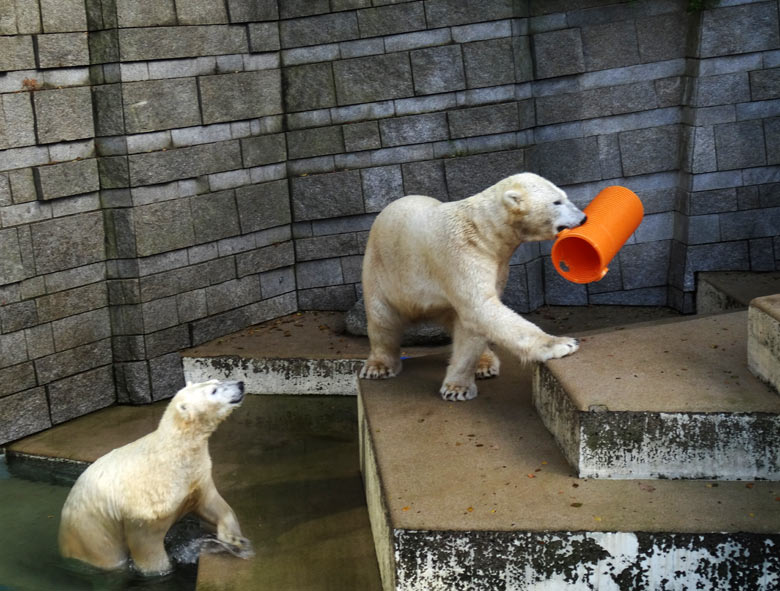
[534,311,780,480]
[358,353,780,591]
[697,271,780,314]
[180,311,447,395]
[750,295,780,394]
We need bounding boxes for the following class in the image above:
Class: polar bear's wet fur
[360,173,587,401]
[59,380,252,575]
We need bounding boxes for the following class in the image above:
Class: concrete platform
[697,271,780,314]
[358,352,780,590]
[181,311,448,395]
[750,295,780,394]
[535,311,780,480]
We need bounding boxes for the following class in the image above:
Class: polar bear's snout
[555,201,587,234]
[219,380,245,405]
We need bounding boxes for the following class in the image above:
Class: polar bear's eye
[210,388,217,396]
[553,200,563,205]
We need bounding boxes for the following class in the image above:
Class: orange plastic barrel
[552,186,644,284]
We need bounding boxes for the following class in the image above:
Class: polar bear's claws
[538,336,579,361]
[439,383,478,402]
[359,362,399,379]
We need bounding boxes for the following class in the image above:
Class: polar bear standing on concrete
[360,173,587,401]
[59,380,253,575]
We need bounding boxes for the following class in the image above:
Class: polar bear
[59,380,253,575]
[359,173,587,401]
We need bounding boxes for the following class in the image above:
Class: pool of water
[0,454,198,591]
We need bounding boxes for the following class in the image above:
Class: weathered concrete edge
[392,529,780,591]
[534,364,780,480]
[358,390,397,591]
[748,301,780,395]
[182,356,363,395]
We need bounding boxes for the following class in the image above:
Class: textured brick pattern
[1,0,779,442]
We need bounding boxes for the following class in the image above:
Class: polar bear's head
[498,173,587,241]
[167,380,245,433]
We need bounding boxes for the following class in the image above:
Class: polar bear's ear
[503,189,527,211]
[176,400,194,423]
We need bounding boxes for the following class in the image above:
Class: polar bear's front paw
[439,382,478,402]
[223,534,255,559]
[538,336,579,361]
[359,360,399,379]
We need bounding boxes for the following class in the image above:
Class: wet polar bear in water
[360,173,587,401]
[59,380,253,575]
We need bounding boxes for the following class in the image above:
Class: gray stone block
[0,174,10,206]
[0,299,36,333]
[296,258,343,289]
[714,120,766,171]
[115,361,151,404]
[98,156,130,190]
[295,233,360,262]
[235,241,294,276]
[765,118,780,165]
[133,199,195,257]
[287,126,344,160]
[402,160,447,199]
[191,189,241,244]
[297,284,356,311]
[149,352,185,401]
[280,12,358,48]
[206,276,261,315]
[36,32,89,68]
[720,207,780,241]
[749,237,775,271]
[380,113,448,147]
[448,103,519,140]
[118,25,247,62]
[425,0,513,28]
[533,29,584,79]
[362,165,404,213]
[8,167,36,203]
[116,0,175,27]
[175,0,227,24]
[636,13,688,63]
[248,22,280,52]
[128,140,242,186]
[410,45,465,95]
[695,73,750,108]
[33,86,94,144]
[33,158,99,201]
[145,324,190,358]
[236,179,291,233]
[533,137,601,187]
[699,2,780,59]
[200,70,282,124]
[228,0,278,22]
[334,53,413,105]
[634,211,674,243]
[35,338,112,385]
[0,388,50,445]
[291,170,364,221]
[92,84,125,137]
[444,150,524,201]
[51,308,111,352]
[0,362,36,398]
[177,289,208,323]
[655,77,684,108]
[31,212,104,275]
[240,133,286,168]
[384,28,451,53]
[40,0,86,31]
[142,296,179,332]
[619,125,680,177]
[597,133,622,180]
[463,37,515,88]
[582,20,640,71]
[122,78,201,134]
[620,241,671,290]
[0,35,35,70]
[689,188,737,216]
[283,63,336,112]
[341,254,363,284]
[0,330,27,369]
[344,121,381,152]
[357,3,425,38]
[750,68,780,103]
[36,283,107,324]
[543,257,588,305]
[1,92,35,149]
[260,266,295,298]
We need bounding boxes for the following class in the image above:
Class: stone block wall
[0,0,778,442]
